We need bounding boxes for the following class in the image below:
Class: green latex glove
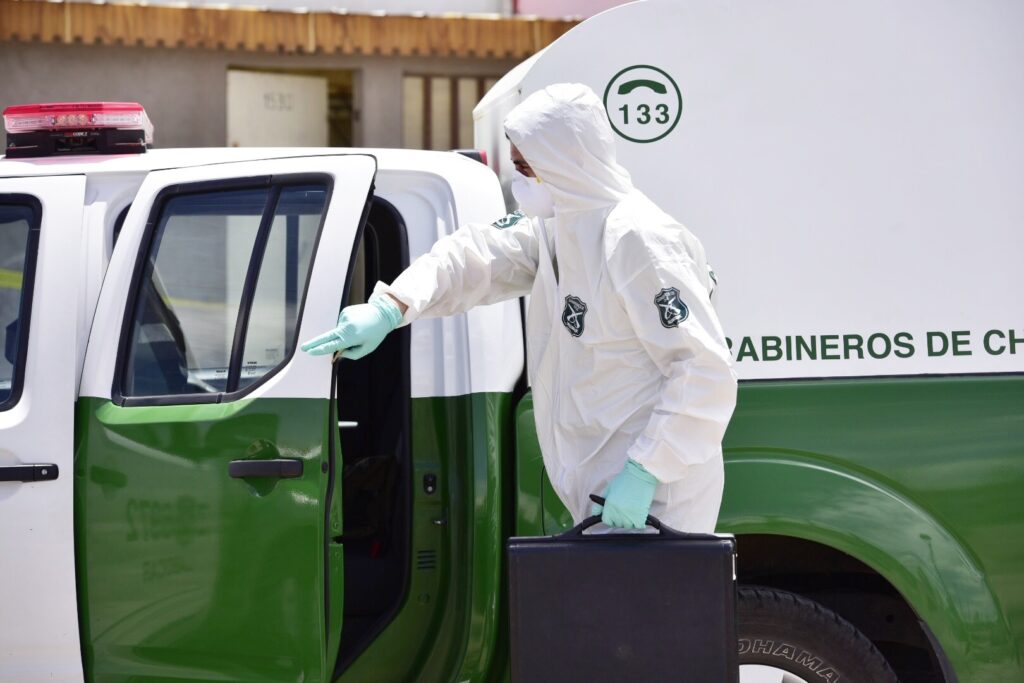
[591,459,658,529]
[301,293,402,359]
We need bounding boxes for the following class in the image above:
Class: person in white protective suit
[302,83,738,532]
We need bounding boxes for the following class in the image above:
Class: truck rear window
[0,199,39,410]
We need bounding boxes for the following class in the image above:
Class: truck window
[238,185,325,390]
[120,180,329,401]
[0,199,39,411]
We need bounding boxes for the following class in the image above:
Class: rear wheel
[737,586,899,683]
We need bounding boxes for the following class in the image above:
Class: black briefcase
[507,497,738,683]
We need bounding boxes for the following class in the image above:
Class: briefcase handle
[557,494,677,537]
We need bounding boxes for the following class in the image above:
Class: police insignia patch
[491,210,526,229]
[561,295,588,337]
[654,287,689,328]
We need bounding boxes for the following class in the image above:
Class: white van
[472,1,1024,682]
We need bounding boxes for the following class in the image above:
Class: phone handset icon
[615,78,671,125]
[617,79,668,96]
[605,65,682,142]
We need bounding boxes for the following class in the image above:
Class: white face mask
[510,171,555,219]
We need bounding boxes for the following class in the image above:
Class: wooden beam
[0,0,578,57]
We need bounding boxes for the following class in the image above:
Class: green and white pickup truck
[1,1,1022,682]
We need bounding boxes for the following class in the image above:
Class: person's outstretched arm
[302,218,539,358]
[374,217,539,323]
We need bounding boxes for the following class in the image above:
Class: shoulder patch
[561,295,588,337]
[654,287,689,328]
[492,210,526,229]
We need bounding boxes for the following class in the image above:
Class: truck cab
[0,107,523,681]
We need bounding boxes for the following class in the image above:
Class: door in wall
[227,70,329,147]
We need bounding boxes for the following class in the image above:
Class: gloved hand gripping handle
[556,495,721,541]
[576,494,663,533]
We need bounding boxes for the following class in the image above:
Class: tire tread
[738,586,900,683]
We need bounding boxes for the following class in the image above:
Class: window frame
[113,173,334,408]
[403,73,502,150]
[0,194,42,413]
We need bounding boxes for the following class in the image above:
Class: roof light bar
[3,102,153,158]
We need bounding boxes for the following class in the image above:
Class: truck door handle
[228,459,303,479]
[0,464,59,482]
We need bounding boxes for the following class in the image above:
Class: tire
[737,586,899,683]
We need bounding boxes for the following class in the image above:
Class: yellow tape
[0,268,23,290]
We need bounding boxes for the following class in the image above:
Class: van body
[474,1,1024,681]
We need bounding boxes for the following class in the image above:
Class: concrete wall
[0,42,519,150]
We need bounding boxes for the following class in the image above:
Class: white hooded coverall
[375,84,737,532]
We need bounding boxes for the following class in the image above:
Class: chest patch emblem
[655,287,689,328]
[492,210,526,229]
[561,295,588,337]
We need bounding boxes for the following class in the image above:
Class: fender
[720,455,1022,682]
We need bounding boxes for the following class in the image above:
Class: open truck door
[0,175,86,681]
[75,155,375,681]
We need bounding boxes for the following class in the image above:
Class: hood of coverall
[504,83,634,215]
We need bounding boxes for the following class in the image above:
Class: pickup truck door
[76,155,375,682]
[0,176,86,682]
